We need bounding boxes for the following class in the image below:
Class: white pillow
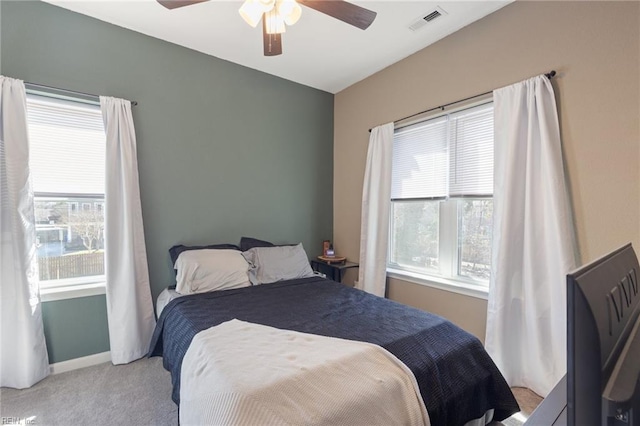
[175,249,251,295]
[242,243,314,285]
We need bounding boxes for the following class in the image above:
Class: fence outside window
[38,251,104,281]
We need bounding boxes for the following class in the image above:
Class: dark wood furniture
[310,259,359,283]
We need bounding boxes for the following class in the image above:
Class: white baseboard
[49,351,111,375]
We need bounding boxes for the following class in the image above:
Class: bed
[155,287,182,319]
[149,241,519,426]
[148,273,519,426]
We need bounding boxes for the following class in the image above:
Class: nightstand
[310,259,359,283]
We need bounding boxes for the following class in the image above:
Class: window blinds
[26,94,106,196]
[391,102,493,200]
[391,116,448,200]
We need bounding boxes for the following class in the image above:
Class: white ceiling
[43,0,512,93]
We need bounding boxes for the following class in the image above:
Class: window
[388,102,494,291]
[26,93,106,291]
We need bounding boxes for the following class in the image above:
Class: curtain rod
[368,70,556,133]
[25,81,138,106]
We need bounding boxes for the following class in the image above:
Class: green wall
[1,1,334,363]
[41,296,110,363]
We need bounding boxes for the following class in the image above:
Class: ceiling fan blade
[298,0,377,30]
[157,0,210,10]
[263,19,283,56]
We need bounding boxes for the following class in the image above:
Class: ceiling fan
[157,0,377,56]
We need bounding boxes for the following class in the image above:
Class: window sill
[40,282,106,302]
[387,268,489,300]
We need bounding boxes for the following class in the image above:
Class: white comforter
[180,319,430,426]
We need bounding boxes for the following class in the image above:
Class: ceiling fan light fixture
[279,0,302,26]
[159,0,377,57]
[239,0,274,27]
[264,7,286,34]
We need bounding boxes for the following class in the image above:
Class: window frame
[386,97,493,299]
[25,89,107,300]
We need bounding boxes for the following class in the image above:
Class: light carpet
[1,357,541,426]
[0,357,177,426]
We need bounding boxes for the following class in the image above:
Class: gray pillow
[242,243,314,285]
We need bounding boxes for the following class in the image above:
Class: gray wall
[1,1,334,363]
[41,296,110,363]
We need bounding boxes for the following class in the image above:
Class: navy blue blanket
[148,277,518,426]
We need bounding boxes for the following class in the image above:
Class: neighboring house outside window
[26,92,106,294]
[387,101,494,297]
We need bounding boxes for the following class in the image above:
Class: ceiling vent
[408,6,448,32]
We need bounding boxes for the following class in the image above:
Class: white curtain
[101,96,156,365]
[0,76,50,388]
[486,75,577,397]
[358,122,394,297]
